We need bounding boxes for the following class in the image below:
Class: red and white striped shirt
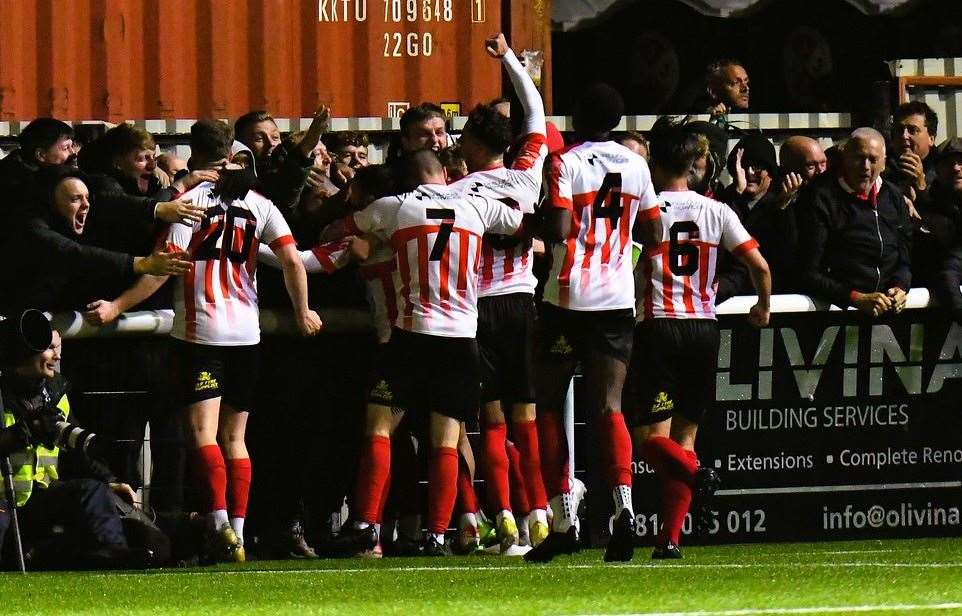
[166,182,294,345]
[358,241,400,344]
[449,138,545,297]
[544,141,660,311]
[349,184,524,338]
[449,47,548,298]
[636,190,757,321]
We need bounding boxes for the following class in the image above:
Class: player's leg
[476,294,522,551]
[636,417,692,559]
[425,412,462,555]
[333,403,402,556]
[424,335,483,556]
[673,321,723,537]
[178,342,230,541]
[456,423,484,554]
[187,396,240,563]
[506,439,533,546]
[480,400,520,552]
[218,404,250,552]
[525,307,580,562]
[481,401,510,514]
[510,402,549,546]
[188,398,225,525]
[338,336,410,554]
[583,352,636,562]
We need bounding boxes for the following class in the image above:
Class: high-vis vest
[0,393,70,507]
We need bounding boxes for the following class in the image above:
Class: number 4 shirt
[348,183,524,338]
[165,182,295,346]
[636,189,757,321]
[544,141,660,312]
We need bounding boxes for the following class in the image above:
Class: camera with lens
[0,309,107,459]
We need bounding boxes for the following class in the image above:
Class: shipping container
[0,0,506,122]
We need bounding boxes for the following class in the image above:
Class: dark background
[551,0,962,116]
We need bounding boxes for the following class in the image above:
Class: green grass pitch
[4,538,962,615]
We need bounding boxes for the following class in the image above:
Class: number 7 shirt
[165,182,295,346]
[348,184,524,338]
[544,141,660,312]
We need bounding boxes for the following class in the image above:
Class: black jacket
[0,150,42,241]
[914,182,962,313]
[715,185,798,302]
[795,173,912,306]
[0,176,161,316]
[912,181,961,290]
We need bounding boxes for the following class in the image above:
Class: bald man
[774,136,828,209]
[794,128,911,317]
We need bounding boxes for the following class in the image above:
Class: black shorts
[384,328,480,423]
[478,293,537,404]
[367,342,405,412]
[173,340,259,412]
[537,303,634,366]
[627,319,720,426]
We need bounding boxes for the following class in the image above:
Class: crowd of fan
[0,54,961,566]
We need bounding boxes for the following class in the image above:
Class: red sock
[537,411,570,495]
[601,412,633,489]
[456,452,479,514]
[429,447,459,534]
[195,445,227,512]
[512,420,547,510]
[640,436,698,483]
[640,439,700,547]
[482,422,511,512]
[353,435,391,524]
[376,470,392,525]
[226,458,252,519]
[658,475,692,546]
[506,441,531,516]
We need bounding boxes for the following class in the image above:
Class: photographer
[0,310,144,570]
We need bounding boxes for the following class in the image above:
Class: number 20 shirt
[544,141,660,312]
[636,189,757,321]
[166,182,295,346]
[348,184,524,338]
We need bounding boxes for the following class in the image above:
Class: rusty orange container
[0,0,502,122]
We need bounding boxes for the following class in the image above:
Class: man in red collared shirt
[795,127,912,316]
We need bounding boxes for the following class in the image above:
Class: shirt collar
[838,175,882,205]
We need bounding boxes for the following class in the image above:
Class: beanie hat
[727,133,777,177]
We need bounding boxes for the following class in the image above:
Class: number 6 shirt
[347,184,524,338]
[544,141,660,312]
[635,189,757,321]
[165,182,295,345]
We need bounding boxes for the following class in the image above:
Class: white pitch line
[79,560,962,579]
[581,603,962,616]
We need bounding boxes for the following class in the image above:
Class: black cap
[0,310,53,366]
[936,138,962,163]
[727,133,778,178]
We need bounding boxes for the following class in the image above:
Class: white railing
[48,288,941,340]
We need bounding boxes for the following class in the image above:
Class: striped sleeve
[261,201,295,250]
[547,154,573,210]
